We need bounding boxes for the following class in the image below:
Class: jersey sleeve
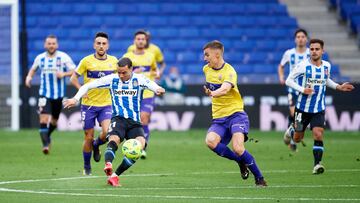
[223,67,237,87]
[285,62,305,93]
[30,55,41,71]
[73,74,113,101]
[75,58,87,76]
[154,46,164,63]
[280,50,290,66]
[138,74,161,92]
[63,53,76,70]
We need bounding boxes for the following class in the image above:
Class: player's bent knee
[205,134,219,149]
[232,144,245,156]
[135,136,146,148]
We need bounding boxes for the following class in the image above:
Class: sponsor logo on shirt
[114,89,138,96]
[307,78,326,86]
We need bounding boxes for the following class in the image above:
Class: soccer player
[202,40,267,186]
[25,34,75,154]
[123,30,159,158]
[278,28,310,151]
[70,32,118,175]
[127,29,166,77]
[64,57,165,187]
[285,39,354,174]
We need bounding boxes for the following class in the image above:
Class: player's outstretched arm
[208,82,232,98]
[336,82,355,92]
[25,68,36,88]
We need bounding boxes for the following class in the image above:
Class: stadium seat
[72,4,94,14]
[137,3,159,14]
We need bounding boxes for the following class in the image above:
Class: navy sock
[212,143,241,162]
[83,151,92,170]
[39,123,49,147]
[288,115,294,127]
[115,157,136,176]
[313,140,324,166]
[104,141,118,163]
[93,137,106,148]
[48,123,56,136]
[239,150,263,179]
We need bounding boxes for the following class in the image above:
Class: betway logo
[113,89,137,96]
[307,78,326,85]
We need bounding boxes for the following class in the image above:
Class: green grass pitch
[0,129,359,202]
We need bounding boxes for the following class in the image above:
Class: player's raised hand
[63,98,78,109]
[337,82,355,92]
[155,87,165,96]
[303,88,314,95]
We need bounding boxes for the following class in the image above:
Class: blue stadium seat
[167,40,189,51]
[104,16,125,27]
[160,3,181,13]
[200,28,222,38]
[234,64,253,74]
[256,41,277,51]
[72,4,93,14]
[115,3,138,14]
[27,3,51,15]
[155,28,178,38]
[225,52,245,63]
[94,4,115,14]
[177,51,199,62]
[60,16,81,27]
[202,3,225,14]
[191,16,212,26]
[179,28,199,38]
[169,16,190,26]
[222,28,243,38]
[253,64,277,74]
[51,3,72,14]
[180,3,202,13]
[244,4,268,15]
[233,40,255,51]
[233,16,256,27]
[125,17,147,27]
[148,17,168,26]
[137,3,159,14]
[184,63,203,74]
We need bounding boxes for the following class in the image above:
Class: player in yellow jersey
[70,32,118,175]
[123,30,158,159]
[127,30,166,77]
[203,40,267,186]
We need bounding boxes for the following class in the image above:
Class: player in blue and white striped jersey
[25,34,76,155]
[64,57,165,186]
[286,39,354,174]
[278,29,310,151]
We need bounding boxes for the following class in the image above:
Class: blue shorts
[81,105,112,130]
[207,112,249,145]
[141,97,155,114]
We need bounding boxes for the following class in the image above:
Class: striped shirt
[286,59,338,113]
[31,51,75,99]
[280,48,310,93]
[74,73,161,122]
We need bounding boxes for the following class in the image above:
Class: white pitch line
[39,184,359,191]
[1,187,360,201]
[0,169,359,186]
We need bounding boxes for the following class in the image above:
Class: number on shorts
[295,112,302,122]
[81,111,86,121]
[38,97,47,107]
[108,121,116,132]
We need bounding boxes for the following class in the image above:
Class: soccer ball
[121,139,142,160]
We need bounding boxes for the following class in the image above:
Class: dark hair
[309,38,324,48]
[134,29,148,38]
[117,57,132,68]
[46,34,57,40]
[294,28,308,38]
[95,32,109,40]
[203,40,224,52]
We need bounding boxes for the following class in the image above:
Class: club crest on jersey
[218,74,222,80]
[108,63,112,68]
[56,58,61,68]
[132,79,138,88]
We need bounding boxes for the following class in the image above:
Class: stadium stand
[23,0,342,83]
